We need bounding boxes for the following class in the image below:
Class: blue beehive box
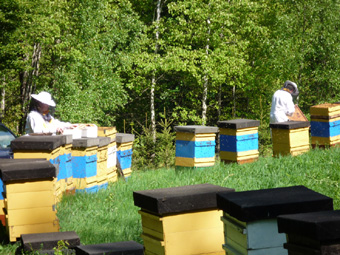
[72,138,99,193]
[217,186,333,255]
[218,119,260,164]
[174,125,218,168]
[116,133,135,178]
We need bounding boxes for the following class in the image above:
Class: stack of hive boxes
[72,138,99,193]
[174,125,219,168]
[97,137,111,190]
[216,186,333,255]
[0,159,59,242]
[116,133,135,178]
[10,135,64,202]
[310,103,340,148]
[278,210,340,255]
[97,127,117,183]
[270,121,310,157]
[57,135,74,194]
[218,119,260,164]
[133,184,234,255]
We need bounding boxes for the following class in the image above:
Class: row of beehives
[3,175,338,255]
[175,103,340,167]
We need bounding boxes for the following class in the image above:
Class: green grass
[1,146,340,254]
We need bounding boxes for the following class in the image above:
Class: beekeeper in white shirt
[270,80,299,123]
[25,91,77,134]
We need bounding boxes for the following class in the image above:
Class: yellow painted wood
[272,127,309,146]
[6,206,57,226]
[139,210,224,255]
[71,146,97,157]
[219,127,258,136]
[312,135,340,146]
[5,191,55,210]
[107,169,118,183]
[310,103,340,116]
[97,145,108,162]
[97,161,108,177]
[176,132,216,142]
[311,116,340,122]
[123,168,132,177]
[97,127,117,138]
[13,148,60,161]
[175,157,215,167]
[117,142,133,151]
[5,179,55,193]
[73,176,97,189]
[220,150,259,161]
[6,220,59,242]
[0,200,5,215]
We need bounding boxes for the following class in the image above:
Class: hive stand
[72,138,99,193]
[270,121,310,157]
[97,127,118,183]
[216,186,333,255]
[10,135,66,202]
[310,103,340,148]
[97,137,111,190]
[16,231,80,254]
[133,183,235,255]
[116,133,135,178]
[74,241,144,255]
[0,159,59,242]
[217,119,260,164]
[174,125,219,169]
[278,210,340,255]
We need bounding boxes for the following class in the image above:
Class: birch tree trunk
[202,16,211,125]
[151,0,162,143]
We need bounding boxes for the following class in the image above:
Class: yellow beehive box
[270,121,310,157]
[98,126,117,139]
[133,184,235,255]
[310,103,340,117]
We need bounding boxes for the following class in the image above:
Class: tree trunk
[150,0,162,143]
[202,16,211,125]
[19,43,41,133]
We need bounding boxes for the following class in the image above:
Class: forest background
[1,0,340,169]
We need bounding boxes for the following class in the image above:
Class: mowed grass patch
[0,146,339,253]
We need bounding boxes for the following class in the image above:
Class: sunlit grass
[1,146,340,253]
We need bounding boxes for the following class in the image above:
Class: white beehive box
[79,124,98,138]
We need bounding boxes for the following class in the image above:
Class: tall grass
[1,146,340,253]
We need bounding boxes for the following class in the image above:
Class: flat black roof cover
[278,210,340,241]
[11,135,63,150]
[217,185,333,222]
[218,119,260,129]
[74,241,144,255]
[0,159,56,181]
[133,183,234,215]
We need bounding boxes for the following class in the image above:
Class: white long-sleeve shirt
[270,89,295,123]
[25,111,71,134]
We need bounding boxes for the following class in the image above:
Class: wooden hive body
[270,121,310,157]
[116,133,135,178]
[174,125,218,168]
[218,119,260,164]
[133,183,234,255]
[217,186,333,255]
[0,159,59,242]
[72,138,99,193]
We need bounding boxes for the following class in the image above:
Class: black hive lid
[278,210,340,242]
[72,138,99,148]
[133,183,235,215]
[11,135,63,151]
[217,119,260,129]
[74,241,144,255]
[0,159,57,181]
[269,121,310,129]
[20,231,80,252]
[116,133,135,143]
[174,125,219,134]
[216,186,333,222]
